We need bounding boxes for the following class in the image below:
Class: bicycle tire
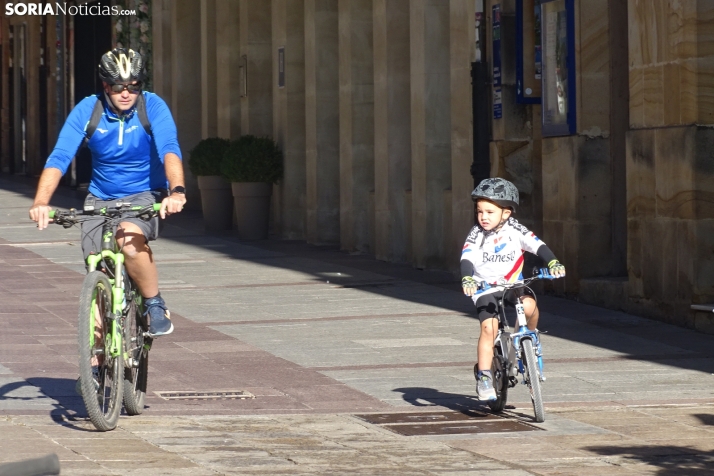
[77,271,123,431]
[123,294,149,415]
[487,346,509,413]
[522,338,545,422]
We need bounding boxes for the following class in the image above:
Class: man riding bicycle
[29,47,185,338]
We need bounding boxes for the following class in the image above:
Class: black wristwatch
[170,186,186,195]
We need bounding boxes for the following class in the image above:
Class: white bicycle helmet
[98,48,146,85]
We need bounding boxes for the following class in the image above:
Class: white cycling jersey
[461,217,546,286]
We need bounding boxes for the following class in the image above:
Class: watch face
[171,186,186,194]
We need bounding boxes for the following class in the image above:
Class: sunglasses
[109,82,142,93]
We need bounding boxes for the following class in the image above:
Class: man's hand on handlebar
[160,192,186,219]
[29,204,53,230]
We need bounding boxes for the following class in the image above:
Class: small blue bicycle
[472,269,559,422]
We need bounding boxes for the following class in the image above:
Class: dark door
[73,3,111,188]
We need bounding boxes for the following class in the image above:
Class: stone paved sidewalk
[1,176,714,475]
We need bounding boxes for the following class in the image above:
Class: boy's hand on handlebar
[29,204,52,230]
[160,193,187,219]
[462,276,479,296]
[547,260,566,278]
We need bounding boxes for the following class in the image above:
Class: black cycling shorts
[80,191,161,261]
[474,287,535,323]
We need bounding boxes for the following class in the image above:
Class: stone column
[541,0,613,295]
[239,0,272,137]
[410,0,451,269]
[373,0,411,263]
[200,0,217,139]
[305,0,340,244]
[272,0,306,239]
[339,0,374,252]
[171,0,202,202]
[450,0,476,272]
[216,0,241,139]
[485,0,540,237]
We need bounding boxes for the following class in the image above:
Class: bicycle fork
[514,301,546,383]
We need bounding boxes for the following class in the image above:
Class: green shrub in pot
[188,137,233,232]
[221,135,283,240]
[188,137,231,177]
[220,135,283,184]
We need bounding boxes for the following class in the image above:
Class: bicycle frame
[500,296,544,383]
[51,203,161,361]
[474,270,555,386]
[86,224,126,359]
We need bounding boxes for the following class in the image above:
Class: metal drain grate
[354,411,542,436]
[154,390,255,400]
[356,410,492,425]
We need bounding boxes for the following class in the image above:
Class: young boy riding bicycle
[460,178,566,401]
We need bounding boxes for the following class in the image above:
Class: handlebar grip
[536,268,558,279]
[153,203,162,212]
[48,211,55,219]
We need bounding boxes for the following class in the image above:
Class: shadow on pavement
[392,386,493,416]
[695,413,714,426]
[0,377,93,430]
[584,444,714,475]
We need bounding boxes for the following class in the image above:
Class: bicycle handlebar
[0,453,60,476]
[472,268,561,296]
[48,203,162,221]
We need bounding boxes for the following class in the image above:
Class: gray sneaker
[476,373,497,401]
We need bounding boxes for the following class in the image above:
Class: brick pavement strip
[2,178,714,474]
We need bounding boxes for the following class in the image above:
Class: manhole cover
[355,410,493,425]
[384,420,540,436]
[354,411,542,436]
[154,390,255,400]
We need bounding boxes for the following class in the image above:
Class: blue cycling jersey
[45,92,182,200]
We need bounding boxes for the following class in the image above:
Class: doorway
[71,2,111,188]
[12,23,27,175]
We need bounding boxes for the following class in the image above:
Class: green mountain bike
[50,202,161,431]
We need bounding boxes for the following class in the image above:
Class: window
[540,0,576,136]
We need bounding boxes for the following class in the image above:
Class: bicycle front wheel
[78,271,123,431]
[487,346,509,413]
[123,295,150,415]
[522,338,545,422]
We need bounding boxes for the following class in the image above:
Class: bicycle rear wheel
[522,338,545,422]
[487,346,509,413]
[77,271,123,431]
[123,293,150,415]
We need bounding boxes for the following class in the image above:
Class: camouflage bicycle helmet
[471,177,519,211]
[98,48,147,85]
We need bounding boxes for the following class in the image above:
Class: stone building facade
[2,0,714,332]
